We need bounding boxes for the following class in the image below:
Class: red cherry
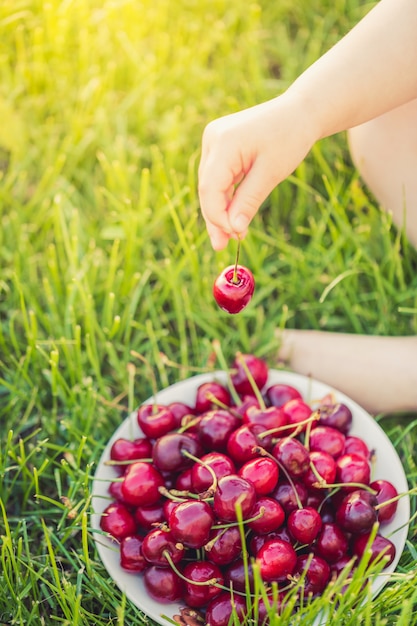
[243,405,287,431]
[134,501,165,531]
[282,398,313,434]
[315,522,349,563]
[335,489,378,534]
[272,437,310,478]
[213,474,256,522]
[369,479,398,524]
[191,452,236,493]
[265,383,302,408]
[100,502,136,540]
[256,538,297,582]
[137,403,175,439]
[169,499,214,548]
[205,591,247,626]
[213,264,255,314]
[287,506,323,544]
[294,554,331,595]
[271,480,308,515]
[204,526,242,566]
[119,535,147,572]
[121,461,165,507]
[194,381,232,413]
[224,558,255,592]
[182,561,224,607]
[144,565,184,603]
[238,456,279,495]
[335,453,371,489]
[352,532,396,568]
[309,426,346,459]
[230,353,268,396]
[141,528,185,566]
[167,401,195,428]
[152,432,203,473]
[247,496,286,534]
[318,403,352,434]
[303,450,337,490]
[109,437,153,473]
[343,435,371,460]
[197,410,240,453]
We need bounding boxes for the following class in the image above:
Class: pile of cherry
[100,353,401,626]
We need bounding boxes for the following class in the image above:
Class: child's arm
[198,0,417,250]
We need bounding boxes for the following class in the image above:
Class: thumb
[227,162,273,234]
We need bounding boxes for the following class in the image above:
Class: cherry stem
[203,392,243,419]
[258,410,320,439]
[104,458,153,466]
[232,236,241,284]
[163,550,222,587]
[211,506,266,530]
[235,351,266,410]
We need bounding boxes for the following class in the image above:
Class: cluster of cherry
[100,353,399,626]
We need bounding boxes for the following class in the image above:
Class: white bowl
[91,370,410,625]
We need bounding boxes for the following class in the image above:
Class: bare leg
[277,100,417,415]
[277,330,417,414]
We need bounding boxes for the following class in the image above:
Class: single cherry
[169,499,215,548]
[213,474,256,522]
[137,403,175,439]
[256,538,297,582]
[309,425,346,459]
[287,506,323,545]
[143,565,184,603]
[151,431,203,473]
[317,402,353,434]
[335,489,378,534]
[194,381,232,413]
[265,383,302,408]
[247,496,286,534]
[191,451,236,493]
[272,437,310,478]
[119,535,147,572]
[352,532,396,568]
[369,479,399,524]
[238,456,279,495]
[134,501,165,531]
[121,461,165,507]
[109,437,153,473]
[315,522,349,563]
[100,502,137,540]
[141,528,185,566]
[230,353,269,396]
[213,264,255,314]
[294,554,331,595]
[204,526,242,566]
[205,591,247,626]
[182,561,224,608]
[198,410,240,453]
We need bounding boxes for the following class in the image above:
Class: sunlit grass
[1,0,416,624]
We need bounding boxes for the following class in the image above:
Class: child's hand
[198,94,315,250]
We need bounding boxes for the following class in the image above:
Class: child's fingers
[227,160,272,234]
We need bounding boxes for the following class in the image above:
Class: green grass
[0,0,416,624]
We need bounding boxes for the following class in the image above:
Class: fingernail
[232,214,250,233]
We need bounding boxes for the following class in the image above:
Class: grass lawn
[1,0,416,624]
